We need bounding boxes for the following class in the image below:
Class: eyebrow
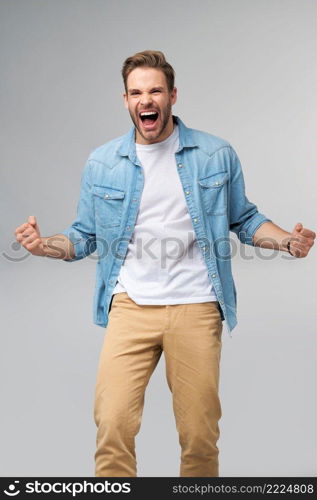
[128,86,165,94]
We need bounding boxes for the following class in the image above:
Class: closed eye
[129,89,163,96]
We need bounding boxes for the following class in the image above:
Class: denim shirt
[61,116,271,336]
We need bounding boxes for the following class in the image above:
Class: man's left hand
[289,223,316,258]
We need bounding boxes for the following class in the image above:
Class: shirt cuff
[240,215,272,246]
[60,228,87,261]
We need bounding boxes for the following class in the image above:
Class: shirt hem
[112,292,219,305]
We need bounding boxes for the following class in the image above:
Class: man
[14,50,315,477]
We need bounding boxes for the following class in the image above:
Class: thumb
[293,222,303,233]
[28,215,40,235]
[28,215,37,226]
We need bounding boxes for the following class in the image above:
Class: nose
[139,92,153,106]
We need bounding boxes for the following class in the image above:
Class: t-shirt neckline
[135,124,179,151]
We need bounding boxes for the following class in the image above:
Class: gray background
[1,0,316,477]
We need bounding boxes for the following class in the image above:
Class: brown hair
[122,50,175,92]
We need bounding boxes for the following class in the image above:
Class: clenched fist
[14,215,46,256]
[288,222,316,258]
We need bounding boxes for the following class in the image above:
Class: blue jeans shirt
[61,116,271,335]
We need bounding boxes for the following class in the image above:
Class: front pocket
[198,171,229,215]
[92,185,125,228]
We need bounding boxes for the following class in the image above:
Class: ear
[171,87,177,106]
[123,92,128,109]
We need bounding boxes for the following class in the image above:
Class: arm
[228,146,272,245]
[226,147,316,257]
[60,160,97,262]
[15,161,96,261]
[252,221,291,252]
[253,221,316,258]
[15,218,75,260]
[41,234,76,260]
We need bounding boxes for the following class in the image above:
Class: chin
[145,128,163,139]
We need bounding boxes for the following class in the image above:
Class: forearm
[41,234,75,260]
[252,222,291,252]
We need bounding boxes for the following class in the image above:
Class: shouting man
[15,50,316,477]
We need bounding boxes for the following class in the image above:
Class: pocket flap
[92,185,125,200]
[198,172,229,188]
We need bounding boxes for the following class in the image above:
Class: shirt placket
[174,152,227,325]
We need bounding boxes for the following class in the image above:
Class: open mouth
[139,110,159,128]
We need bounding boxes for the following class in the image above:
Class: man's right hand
[14,215,46,256]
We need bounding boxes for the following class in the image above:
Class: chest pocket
[92,185,125,228]
[198,171,229,215]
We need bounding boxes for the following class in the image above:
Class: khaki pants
[94,292,223,477]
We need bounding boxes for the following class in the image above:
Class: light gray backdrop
[1,0,316,477]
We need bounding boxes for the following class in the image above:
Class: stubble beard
[130,102,172,143]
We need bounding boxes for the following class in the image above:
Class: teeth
[140,111,157,116]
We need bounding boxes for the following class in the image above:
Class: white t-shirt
[112,124,217,304]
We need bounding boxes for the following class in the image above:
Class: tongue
[143,117,156,125]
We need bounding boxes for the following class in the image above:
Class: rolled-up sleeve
[61,161,97,261]
[228,146,271,246]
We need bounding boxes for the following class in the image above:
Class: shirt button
[185,190,190,195]
[193,218,198,223]
[126,225,131,230]
[214,182,219,186]
[212,273,216,278]
[105,194,109,198]
[178,163,183,168]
